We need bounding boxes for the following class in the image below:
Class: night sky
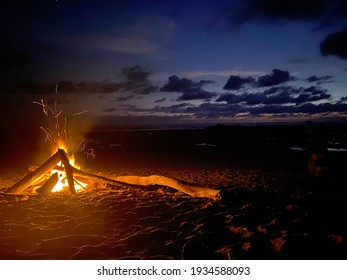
[1,0,347,127]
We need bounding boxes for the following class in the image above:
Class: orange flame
[50,142,87,193]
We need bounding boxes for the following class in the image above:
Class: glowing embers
[51,160,87,193]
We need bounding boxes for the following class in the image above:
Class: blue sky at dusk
[1,0,347,126]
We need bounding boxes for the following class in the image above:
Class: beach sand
[1,125,346,259]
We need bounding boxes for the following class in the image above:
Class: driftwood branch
[68,167,221,200]
[112,175,221,200]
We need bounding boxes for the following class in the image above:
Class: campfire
[5,149,221,200]
[6,148,83,195]
[4,93,221,200]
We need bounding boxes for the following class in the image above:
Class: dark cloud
[113,95,135,102]
[177,90,217,101]
[166,103,193,109]
[320,30,347,59]
[250,0,329,20]
[121,65,158,94]
[306,75,334,83]
[121,65,151,84]
[184,101,347,119]
[217,92,266,105]
[303,86,328,95]
[257,69,293,87]
[223,75,255,90]
[230,0,347,26]
[160,75,216,101]
[155,103,193,111]
[297,102,347,114]
[216,85,330,106]
[294,93,331,103]
[262,86,294,95]
[151,87,344,121]
[119,104,136,109]
[264,92,295,104]
[217,93,244,104]
[160,75,215,92]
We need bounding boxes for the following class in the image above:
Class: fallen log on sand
[112,175,221,200]
[70,167,221,200]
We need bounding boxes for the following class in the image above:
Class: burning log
[36,173,59,196]
[5,149,77,194]
[5,150,61,194]
[58,149,76,194]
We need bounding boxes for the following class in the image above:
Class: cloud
[220,69,296,92]
[306,75,334,83]
[223,75,255,90]
[182,101,347,119]
[177,90,217,101]
[113,95,135,102]
[160,75,216,100]
[160,75,214,92]
[229,0,347,26]
[256,69,294,87]
[121,65,158,94]
[250,0,329,20]
[216,85,330,106]
[294,93,331,103]
[155,103,193,111]
[121,65,151,83]
[320,30,347,59]
[303,86,329,95]
[217,92,265,105]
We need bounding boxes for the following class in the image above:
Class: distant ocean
[85,123,347,153]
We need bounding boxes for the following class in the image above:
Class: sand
[1,125,347,259]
